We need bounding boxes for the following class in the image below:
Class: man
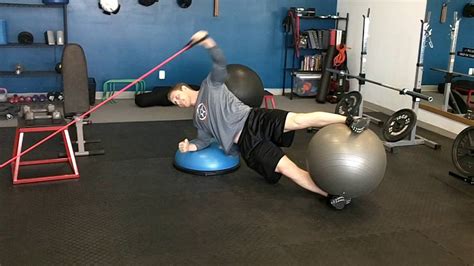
[168,31,370,210]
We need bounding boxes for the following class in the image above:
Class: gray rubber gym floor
[0,111,473,265]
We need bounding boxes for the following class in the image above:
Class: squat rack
[328,11,440,151]
[384,12,439,151]
[430,12,474,113]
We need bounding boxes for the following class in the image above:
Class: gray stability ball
[225,64,264,108]
[306,124,387,198]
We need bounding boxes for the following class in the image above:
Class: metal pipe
[442,12,461,111]
[326,68,433,102]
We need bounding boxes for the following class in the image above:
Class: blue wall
[0,0,337,93]
[423,0,474,85]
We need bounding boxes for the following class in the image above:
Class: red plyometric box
[11,123,79,185]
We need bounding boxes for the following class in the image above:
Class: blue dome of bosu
[173,142,240,176]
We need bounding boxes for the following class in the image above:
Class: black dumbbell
[0,105,19,120]
[46,92,64,102]
[47,92,56,102]
[54,92,64,101]
[0,111,14,120]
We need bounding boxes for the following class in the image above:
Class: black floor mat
[0,119,472,265]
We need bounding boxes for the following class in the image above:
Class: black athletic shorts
[238,108,295,184]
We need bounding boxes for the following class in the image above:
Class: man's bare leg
[284,111,370,134]
[275,155,327,197]
[274,155,353,209]
[283,112,346,132]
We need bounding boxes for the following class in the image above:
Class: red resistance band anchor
[0,37,206,170]
[333,44,348,67]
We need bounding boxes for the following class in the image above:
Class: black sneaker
[346,116,370,134]
[327,195,352,210]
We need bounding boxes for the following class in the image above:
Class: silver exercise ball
[306,124,387,198]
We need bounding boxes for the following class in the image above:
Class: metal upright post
[63,4,68,44]
[282,31,289,96]
[383,12,439,151]
[358,10,369,95]
[410,12,430,142]
[442,12,461,112]
[358,9,383,125]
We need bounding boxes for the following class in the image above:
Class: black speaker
[88,77,96,106]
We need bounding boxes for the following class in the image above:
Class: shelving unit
[0,71,58,76]
[1,43,61,48]
[282,12,349,99]
[0,2,68,82]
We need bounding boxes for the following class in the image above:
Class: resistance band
[0,35,208,170]
[333,44,348,67]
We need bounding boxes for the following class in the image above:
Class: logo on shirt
[197,103,207,121]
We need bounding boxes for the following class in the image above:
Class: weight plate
[452,126,474,176]
[382,108,417,142]
[334,91,362,116]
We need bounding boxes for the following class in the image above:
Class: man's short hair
[167,83,190,102]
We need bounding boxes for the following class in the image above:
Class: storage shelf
[0,3,65,8]
[285,68,322,74]
[300,15,348,20]
[290,91,317,98]
[0,2,68,91]
[291,70,322,73]
[0,71,59,76]
[0,43,63,48]
[286,46,328,51]
[282,11,349,99]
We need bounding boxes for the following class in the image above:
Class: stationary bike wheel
[452,126,474,176]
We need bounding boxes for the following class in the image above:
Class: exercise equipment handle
[183,34,209,49]
[400,89,433,102]
[0,40,197,170]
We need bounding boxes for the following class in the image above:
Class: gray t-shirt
[189,46,251,154]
